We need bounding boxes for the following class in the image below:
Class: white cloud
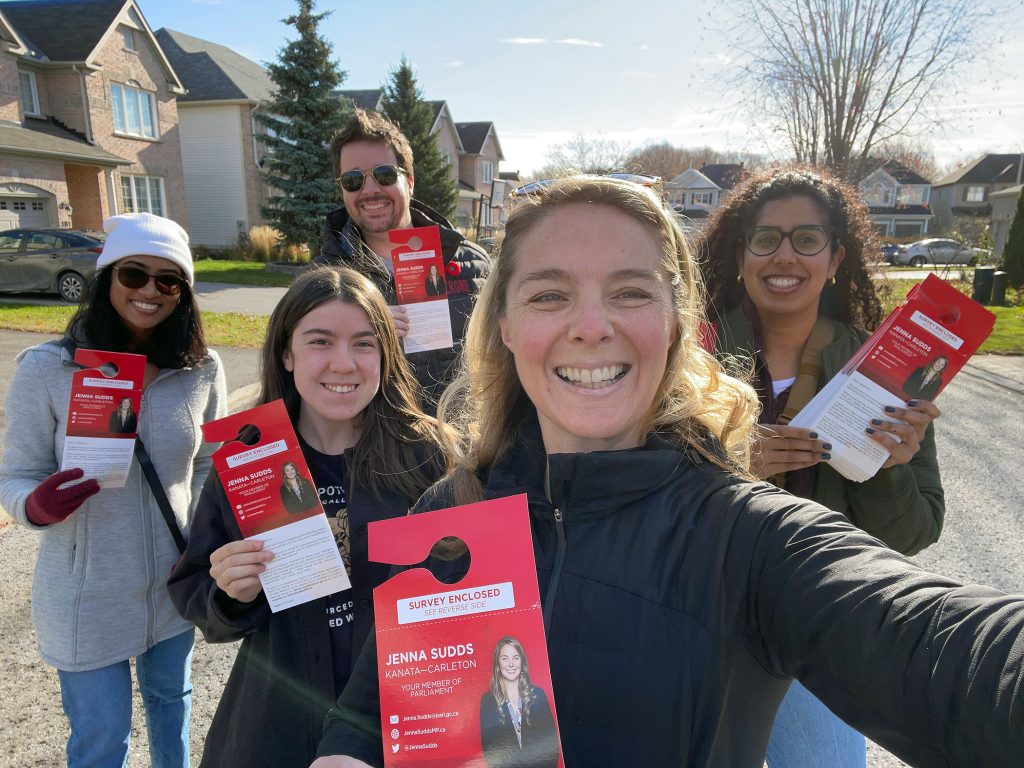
[503,37,547,45]
[442,58,464,68]
[557,38,603,47]
[627,70,656,80]
[637,43,649,51]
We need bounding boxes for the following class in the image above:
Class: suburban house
[665,163,748,224]
[156,27,273,247]
[333,88,463,202]
[931,153,1024,230]
[0,0,187,231]
[858,160,933,238]
[454,121,503,236]
[990,184,1022,261]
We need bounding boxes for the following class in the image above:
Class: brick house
[156,27,273,247]
[0,0,188,232]
[857,160,933,238]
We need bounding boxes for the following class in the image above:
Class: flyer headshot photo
[108,395,137,434]
[700,165,945,766]
[424,263,447,297]
[479,636,559,768]
[311,175,1024,768]
[0,212,225,767]
[168,265,449,768]
[902,354,949,401]
[279,460,319,514]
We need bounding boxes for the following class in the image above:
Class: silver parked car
[894,238,990,267]
[0,228,104,302]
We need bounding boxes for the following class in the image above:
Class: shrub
[1001,191,1024,288]
[248,225,283,263]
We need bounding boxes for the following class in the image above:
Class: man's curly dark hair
[698,165,885,330]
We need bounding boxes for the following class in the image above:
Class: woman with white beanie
[0,212,226,767]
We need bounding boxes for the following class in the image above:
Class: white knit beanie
[98,212,194,284]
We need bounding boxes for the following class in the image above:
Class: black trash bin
[991,271,1008,306]
[972,266,996,305]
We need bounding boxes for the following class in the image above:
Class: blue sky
[142,0,1024,176]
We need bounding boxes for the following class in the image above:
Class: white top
[772,376,796,398]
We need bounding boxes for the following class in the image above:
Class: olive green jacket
[714,305,944,556]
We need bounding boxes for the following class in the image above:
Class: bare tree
[536,134,631,177]
[872,137,940,183]
[623,142,766,180]
[736,0,988,180]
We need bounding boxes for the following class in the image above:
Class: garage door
[0,198,50,231]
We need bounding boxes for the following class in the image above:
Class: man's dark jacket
[317,413,1024,767]
[314,200,490,408]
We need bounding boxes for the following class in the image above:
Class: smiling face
[282,462,298,480]
[108,255,183,341]
[282,300,382,445]
[498,204,678,454]
[497,643,522,683]
[739,195,844,325]
[119,397,132,411]
[337,139,414,235]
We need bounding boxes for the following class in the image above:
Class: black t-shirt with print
[299,437,355,696]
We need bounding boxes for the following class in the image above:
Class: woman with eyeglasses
[699,166,944,768]
[0,212,226,767]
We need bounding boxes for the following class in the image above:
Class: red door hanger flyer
[792,275,995,481]
[388,225,455,354]
[371,494,563,768]
[60,349,145,488]
[202,399,350,612]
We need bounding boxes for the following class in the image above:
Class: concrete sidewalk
[962,355,1024,395]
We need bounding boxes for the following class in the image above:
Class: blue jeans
[765,680,866,768]
[57,629,194,768]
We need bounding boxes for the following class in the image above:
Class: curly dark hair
[698,165,884,330]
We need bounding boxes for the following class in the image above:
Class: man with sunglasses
[314,108,490,412]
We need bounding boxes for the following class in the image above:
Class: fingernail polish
[865,427,876,435]
[907,399,919,407]
[822,442,833,450]
[821,453,831,460]
[884,406,897,413]
[871,418,883,426]
[809,432,818,439]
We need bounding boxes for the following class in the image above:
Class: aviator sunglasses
[112,265,186,296]
[337,164,408,193]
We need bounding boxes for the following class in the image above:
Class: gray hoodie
[0,340,226,671]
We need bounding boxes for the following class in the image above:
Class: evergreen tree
[1001,190,1024,288]
[256,0,348,254]
[380,57,457,220]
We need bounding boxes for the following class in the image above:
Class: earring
[736,274,743,283]
[827,276,836,285]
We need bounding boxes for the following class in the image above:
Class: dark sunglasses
[337,164,408,193]
[112,265,186,296]
[743,225,834,257]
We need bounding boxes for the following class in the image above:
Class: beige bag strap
[777,316,836,426]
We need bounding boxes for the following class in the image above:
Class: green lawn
[0,303,268,348]
[193,259,297,287]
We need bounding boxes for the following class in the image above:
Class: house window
[964,186,986,203]
[897,186,928,206]
[120,174,165,216]
[111,83,157,138]
[121,27,136,50]
[481,160,493,184]
[19,71,40,116]
[690,191,714,207]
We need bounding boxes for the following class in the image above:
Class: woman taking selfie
[310,176,1021,768]
[700,166,944,767]
[168,266,448,768]
[0,212,226,767]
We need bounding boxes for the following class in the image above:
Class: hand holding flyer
[791,275,995,481]
[202,400,350,612]
[60,349,145,488]
[371,495,563,767]
[388,226,454,354]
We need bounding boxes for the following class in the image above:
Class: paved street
[0,325,1021,766]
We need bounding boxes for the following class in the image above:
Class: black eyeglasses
[113,266,186,296]
[337,164,408,193]
[743,225,834,257]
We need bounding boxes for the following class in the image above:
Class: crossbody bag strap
[776,316,836,426]
[135,439,186,554]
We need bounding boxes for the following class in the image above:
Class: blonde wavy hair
[438,176,757,503]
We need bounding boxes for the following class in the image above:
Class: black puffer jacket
[314,200,490,408]
[317,413,1024,767]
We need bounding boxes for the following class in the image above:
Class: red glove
[25,469,100,526]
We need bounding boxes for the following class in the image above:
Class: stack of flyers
[60,349,145,488]
[791,275,995,481]
[388,225,454,354]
